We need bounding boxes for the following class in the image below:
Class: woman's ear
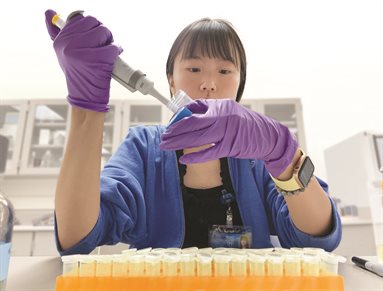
[168,76,176,96]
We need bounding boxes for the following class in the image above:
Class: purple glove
[160,99,298,177]
[45,9,122,112]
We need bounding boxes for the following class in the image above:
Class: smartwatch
[271,149,315,196]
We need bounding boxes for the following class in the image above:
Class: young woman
[44,9,341,255]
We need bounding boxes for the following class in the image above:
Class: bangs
[179,20,240,68]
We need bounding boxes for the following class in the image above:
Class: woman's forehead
[178,44,240,66]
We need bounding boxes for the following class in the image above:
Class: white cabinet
[1,100,124,175]
[241,98,307,151]
[122,100,170,136]
[20,100,70,175]
[335,219,376,257]
[12,226,57,256]
[1,98,307,175]
[0,100,28,174]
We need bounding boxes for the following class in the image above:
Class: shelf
[14,225,54,232]
[280,120,297,126]
[34,122,67,128]
[31,145,64,150]
[341,216,372,225]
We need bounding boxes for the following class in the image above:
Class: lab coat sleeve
[55,127,153,256]
[264,170,342,251]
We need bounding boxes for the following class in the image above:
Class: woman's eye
[219,69,231,75]
[188,68,201,73]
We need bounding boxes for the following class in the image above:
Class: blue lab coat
[56,126,342,255]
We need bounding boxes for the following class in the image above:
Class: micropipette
[51,10,193,126]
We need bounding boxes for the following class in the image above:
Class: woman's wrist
[275,148,303,181]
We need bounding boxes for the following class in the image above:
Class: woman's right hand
[44,9,122,112]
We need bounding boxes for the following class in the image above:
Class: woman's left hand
[160,99,298,177]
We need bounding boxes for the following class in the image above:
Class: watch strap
[270,148,306,192]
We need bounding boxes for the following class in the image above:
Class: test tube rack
[55,247,345,291]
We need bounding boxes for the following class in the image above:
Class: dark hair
[166,18,247,102]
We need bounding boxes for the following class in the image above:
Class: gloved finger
[65,15,99,33]
[72,25,115,48]
[164,114,218,137]
[184,99,209,114]
[160,128,222,150]
[66,43,122,66]
[45,9,60,40]
[186,99,234,117]
[179,144,224,164]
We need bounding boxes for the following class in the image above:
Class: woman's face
[169,52,240,101]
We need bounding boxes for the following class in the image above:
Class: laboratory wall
[1,0,382,179]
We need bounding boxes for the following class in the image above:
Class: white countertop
[14,225,54,231]
[341,216,372,225]
[6,256,383,291]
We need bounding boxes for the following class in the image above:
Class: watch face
[298,156,315,187]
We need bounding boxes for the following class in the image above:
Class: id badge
[208,225,252,249]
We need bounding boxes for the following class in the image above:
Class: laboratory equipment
[284,254,302,276]
[324,131,383,261]
[51,11,193,127]
[57,247,347,291]
[179,253,195,276]
[213,254,231,276]
[0,135,14,291]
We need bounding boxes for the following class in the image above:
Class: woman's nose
[200,80,216,92]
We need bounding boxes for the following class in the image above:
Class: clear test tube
[162,254,180,276]
[128,254,146,276]
[302,253,321,276]
[112,255,128,277]
[78,256,96,277]
[121,248,137,255]
[213,254,231,277]
[248,254,267,276]
[320,253,346,276]
[136,247,152,254]
[231,254,247,276]
[145,253,162,277]
[273,247,291,255]
[61,255,80,277]
[228,249,247,256]
[212,248,228,254]
[246,249,265,256]
[267,253,284,276]
[254,248,274,254]
[151,248,165,253]
[181,247,199,254]
[179,253,196,276]
[95,255,113,277]
[283,254,302,276]
[197,253,213,277]
[162,250,180,259]
[302,247,325,255]
[290,247,304,253]
[198,248,213,255]
[165,248,182,255]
